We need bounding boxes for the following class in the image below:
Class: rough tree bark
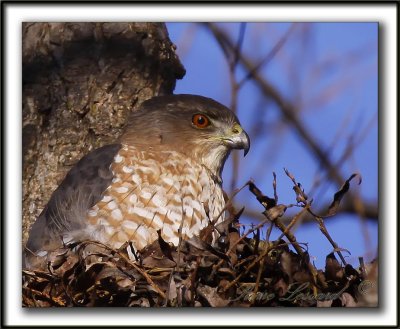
[22,23,185,244]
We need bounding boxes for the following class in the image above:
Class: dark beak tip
[243,131,250,157]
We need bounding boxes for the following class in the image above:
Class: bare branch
[206,23,346,187]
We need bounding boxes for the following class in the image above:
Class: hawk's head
[121,94,250,182]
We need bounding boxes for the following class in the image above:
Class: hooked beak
[223,123,250,156]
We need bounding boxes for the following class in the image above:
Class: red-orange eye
[192,114,210,128]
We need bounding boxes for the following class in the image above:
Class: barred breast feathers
[83,144,226,250]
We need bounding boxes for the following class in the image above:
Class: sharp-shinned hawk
[25,94,250,266]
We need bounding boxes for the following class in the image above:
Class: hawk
[25,94,250,264]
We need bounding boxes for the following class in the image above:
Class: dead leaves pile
[22,226,377,307]
[22,172,377,307]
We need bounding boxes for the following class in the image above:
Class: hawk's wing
[26,144,122,252]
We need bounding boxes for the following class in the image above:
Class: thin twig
[205,22,346,187]
[78,240,167,300]
[238,23,296,88]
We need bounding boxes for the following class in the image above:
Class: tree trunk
[22,22,185,244]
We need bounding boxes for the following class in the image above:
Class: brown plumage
[25,94,250,266]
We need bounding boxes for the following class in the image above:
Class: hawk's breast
[84,144,225,250]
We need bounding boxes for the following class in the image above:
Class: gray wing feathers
[26,144,122,252]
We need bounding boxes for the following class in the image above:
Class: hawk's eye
[192,114,210,128]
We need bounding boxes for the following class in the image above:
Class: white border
[4,3,397,327]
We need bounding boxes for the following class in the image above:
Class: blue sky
[166,23,378,268]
